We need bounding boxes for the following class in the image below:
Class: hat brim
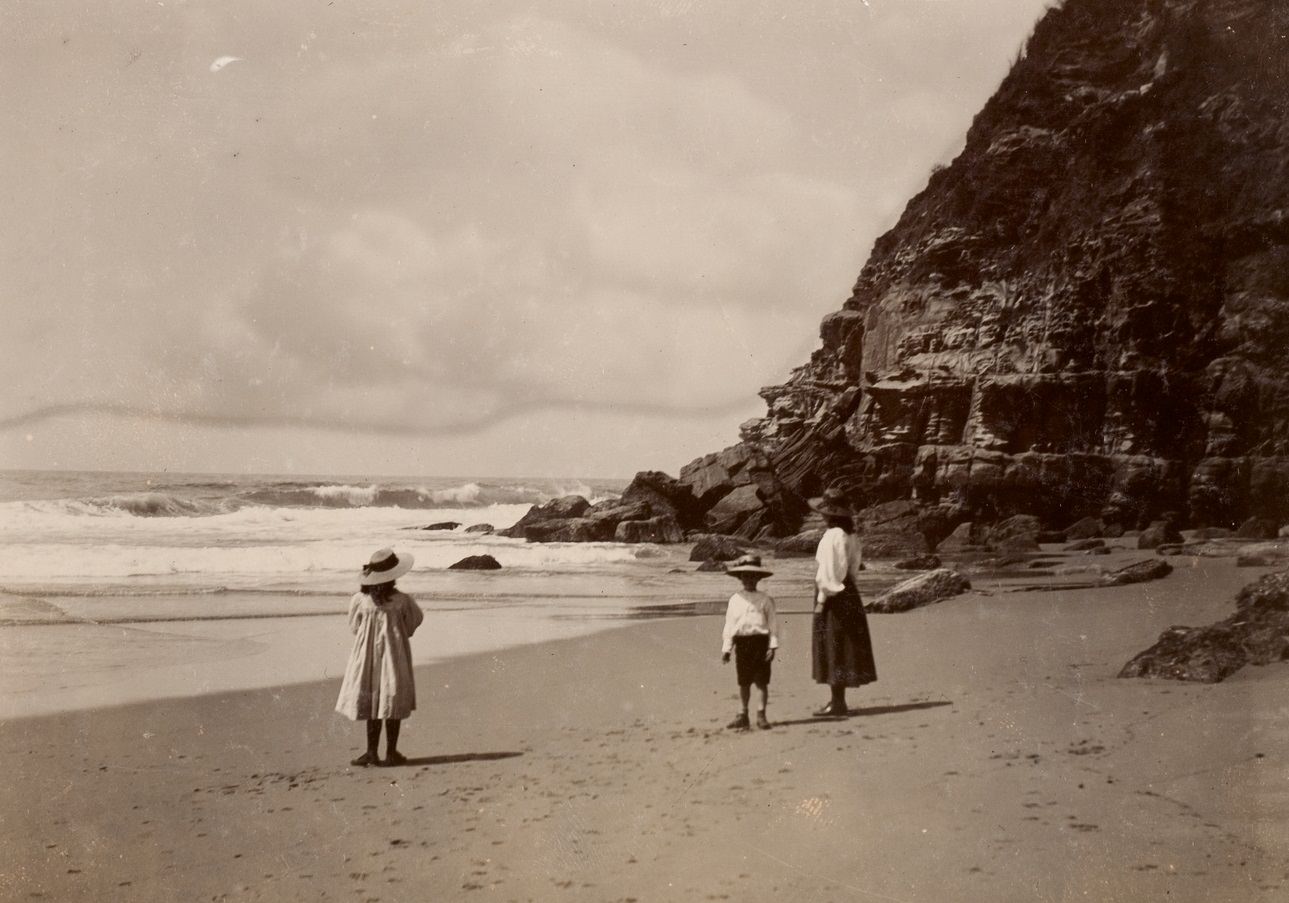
[725,566,773,577]
[359,552,415,586]
[808,498,854,518]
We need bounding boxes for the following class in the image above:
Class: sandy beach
[3,547,1287,902]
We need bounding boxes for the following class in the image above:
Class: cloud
[0,0,1053,473]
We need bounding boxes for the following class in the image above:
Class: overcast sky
[1,0,1049,478]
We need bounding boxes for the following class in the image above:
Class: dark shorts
[733,633,772,687]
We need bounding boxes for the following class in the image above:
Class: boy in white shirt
[720,554,780,730]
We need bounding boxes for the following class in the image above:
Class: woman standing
[336,548,424,766]
[810,488,877,716]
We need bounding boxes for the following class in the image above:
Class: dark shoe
[350,751,378,767]
[727,713,750,730]
[814,704,847,718]
[756,712,771,730]
[382,750,408,767]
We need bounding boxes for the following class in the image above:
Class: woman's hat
[808,487,855,519]
[725,554,773,578]
[359,547,414,586]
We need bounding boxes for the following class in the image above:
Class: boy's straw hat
[359,547,415,586]
[725,554,773,578]
[808,487,854,519]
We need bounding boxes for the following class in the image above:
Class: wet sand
[2,552,1287,901]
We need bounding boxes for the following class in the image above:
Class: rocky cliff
[683,0,1289,541]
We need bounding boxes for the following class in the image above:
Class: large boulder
[498,495,591,539]
[464,523,495,534]
[1063,517,1105,541]
[987,515,1042,550]
[620,471,704,530]
[1120,570,1289,682]
[1236,517,1278,540]
[1103,559,1173,586]
[615,515,684,544]
[583,499,651,540]
[678,442,767,508]
[868,568,971,613]
[522,519,599,543]
[857,500,929,559]
[1137,519,1183,549]
[937,521,990,553]
[689,534,748,563]
[704,484,765,535]
[773,529,825,559]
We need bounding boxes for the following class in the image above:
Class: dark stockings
[830,684,847,712]
[364,718,401,756]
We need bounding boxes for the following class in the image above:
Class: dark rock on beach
[418,521,461,532]
[464,523,495,534]
[448,555,503,571]
[1063,517,1105,541]
[773,529,825,559]
[1138,519,1183,550]
[1103,559,1173,586]
[695,558,728,573]
[1120,570,1289,683]
[868,568,971,614]
[688,535,747,563]
[1236,517,1278,541]
[498,496,591,539]
[987,515,1042,550]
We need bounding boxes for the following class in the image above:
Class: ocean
[0,469,778,718]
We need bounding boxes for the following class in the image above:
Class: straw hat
[359,547,414,586]
[725,554,773,578]
[808,487,855,519]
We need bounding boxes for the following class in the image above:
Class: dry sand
[2,551,1287,902]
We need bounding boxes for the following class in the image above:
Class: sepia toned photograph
[2,0,1286,899]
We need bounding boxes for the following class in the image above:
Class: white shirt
[721,589,780,654]
[815,527,863,605]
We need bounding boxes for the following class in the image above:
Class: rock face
[669,0,1289,538]
[868,568,972,613]
[1119,569,1289,682]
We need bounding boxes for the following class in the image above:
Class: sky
[1,0,1050,479]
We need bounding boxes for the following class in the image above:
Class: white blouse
[815,527,863,605]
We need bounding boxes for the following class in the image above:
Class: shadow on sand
[773,699,953,729]
[395,751,524,768]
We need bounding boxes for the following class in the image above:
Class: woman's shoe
[756,712,772,730]
[382,750,409,767]
[727,713,751,730]
[813,704,846,718]
[350,751,378,767]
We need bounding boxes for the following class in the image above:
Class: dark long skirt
[811,580,877,687]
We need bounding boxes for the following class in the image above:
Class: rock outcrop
[670,0,1289,539]
[1119,569,1289,682]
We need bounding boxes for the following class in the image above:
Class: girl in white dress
[335,548,424,766]
[810,489,877,716]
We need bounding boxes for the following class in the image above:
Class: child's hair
[825,513,855,534]
[362,580,397,602]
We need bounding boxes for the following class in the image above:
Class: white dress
[335,591,424,721]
